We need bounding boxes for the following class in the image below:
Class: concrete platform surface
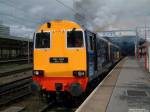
[76,57,150,112]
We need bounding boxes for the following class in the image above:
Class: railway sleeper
[0,84,31,106]
[0,78,32,93]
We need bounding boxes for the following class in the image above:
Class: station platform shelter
[76,57,150,112]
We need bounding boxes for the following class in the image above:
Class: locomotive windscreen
[35,32,50,48]
[67,31,84,48]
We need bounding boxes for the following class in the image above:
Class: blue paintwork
[88,50,95,77]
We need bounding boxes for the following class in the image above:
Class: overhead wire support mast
[144,24,147,70]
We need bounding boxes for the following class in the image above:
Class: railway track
[37,100,77,112]
[0,58,33,64]
[0,63,32,78]
[39,101,56,112]
[0,79,32,106]
[0,70,32,107]
[0,67,32,78]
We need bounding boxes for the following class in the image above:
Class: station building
[0,24,33,60]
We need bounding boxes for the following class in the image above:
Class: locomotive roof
[37,20,83,32]
[36,20,120,49]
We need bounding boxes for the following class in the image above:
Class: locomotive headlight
[35,71,39,75]
[73,71,85,77]
[33,70,44,76]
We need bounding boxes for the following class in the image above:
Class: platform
[76,57,150,112]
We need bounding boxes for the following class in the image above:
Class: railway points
[76,57,150,112]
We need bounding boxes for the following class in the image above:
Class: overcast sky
[0,0,150,38]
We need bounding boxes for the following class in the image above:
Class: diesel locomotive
[32,20,120,98]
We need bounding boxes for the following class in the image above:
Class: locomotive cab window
[67,31,84,48]
[35,32,50,48]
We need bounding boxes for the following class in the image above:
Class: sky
[0,0,150,38]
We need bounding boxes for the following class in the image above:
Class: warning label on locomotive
[50,57,68,63]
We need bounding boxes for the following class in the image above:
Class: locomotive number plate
[50,57,68,63]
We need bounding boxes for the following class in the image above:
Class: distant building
[0,24,10,36]
[98,30,136,37]
[0,23,32,42]
[0,23,32,60]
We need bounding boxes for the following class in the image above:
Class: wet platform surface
[76,57,150,112]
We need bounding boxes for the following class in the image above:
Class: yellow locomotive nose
[32,20,121,97]
[33,20,87,78]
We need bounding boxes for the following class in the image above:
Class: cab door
[86,31,97,80]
